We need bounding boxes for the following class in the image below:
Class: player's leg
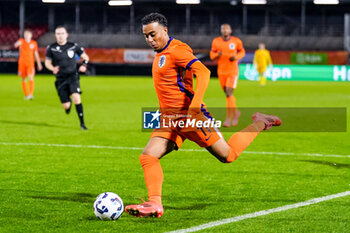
[258,73,266,86]
[21,77,29,99]
[62,101,71,111]
[226,75,240,126]
[258,67,267,86]
[71,93,86,130]
[207,113,281,163]
[224,86,233,127]
[18,63,29,98]
[141,137,176,203]
[27,76,35,100]
[70,78,87,130]
[222,74,239,127]
[206,122,264,162]
[225,86,240,127]
[55,79,72,113]
[125,136,178,218]
[219,75,233,127]
[27,66,35,99]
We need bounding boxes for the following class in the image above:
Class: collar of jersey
[157,37,173,53]
[221,36,232,42]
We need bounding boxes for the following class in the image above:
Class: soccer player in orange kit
[210,24,245,127]
[14,29,43,100]
[125,13,281,218]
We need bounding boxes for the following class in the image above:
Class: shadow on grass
[164,203,213,210]
[300,160,350,169]
[0,188,97,203]
[28,192,96,203]
[86,216,100,221]
[0,119,70,129]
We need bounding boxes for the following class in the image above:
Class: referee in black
[45,26,88,130]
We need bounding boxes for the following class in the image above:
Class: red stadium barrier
[0,26,47,47]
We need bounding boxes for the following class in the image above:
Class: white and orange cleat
[252,112,282,130]
[125,201,164,218]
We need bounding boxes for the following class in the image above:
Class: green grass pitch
[0,74,349,233]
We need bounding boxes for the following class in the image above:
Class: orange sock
[226,121,265,163]
[29,80,34,96]
[21,80,28,96]
[139,154,163,205]
[226,96,237,119]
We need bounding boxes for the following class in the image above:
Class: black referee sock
[75,103,85,125]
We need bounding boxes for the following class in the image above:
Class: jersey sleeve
[235,38,245,60]
[33,41,38,51]
[74,43,84,56]
[209,39,220,60]
[172,45,199,70]
[45,45,52,60]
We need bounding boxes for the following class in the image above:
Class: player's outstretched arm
[189,61,210,110]
[14,40,21,48]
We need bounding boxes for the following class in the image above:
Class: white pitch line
[244,151,350,158]
[0,142,349,158]
[0,142,142,150]
[166,190,350,233]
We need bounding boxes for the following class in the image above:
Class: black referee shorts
[55,73,82,103]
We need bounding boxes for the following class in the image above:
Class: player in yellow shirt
[253,43,272,86]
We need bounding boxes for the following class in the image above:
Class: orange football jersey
[210,36,245,76]
[152,37,199,111]
[18,38,38,65]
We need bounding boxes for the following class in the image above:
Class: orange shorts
[218,73,238,89]
[18,62,35,78]
[151,109,223,149]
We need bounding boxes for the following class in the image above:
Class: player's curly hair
[141,13,168,27]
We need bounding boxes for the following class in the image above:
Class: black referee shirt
[46,42,84,77]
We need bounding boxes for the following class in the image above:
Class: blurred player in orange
[210,24,245,127]
[14,29,43,100]
[125,13,281,218]
[253,43,272,86]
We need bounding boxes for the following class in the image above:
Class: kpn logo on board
[243,64,292,81]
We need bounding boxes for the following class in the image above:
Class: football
[93,192,124,220]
